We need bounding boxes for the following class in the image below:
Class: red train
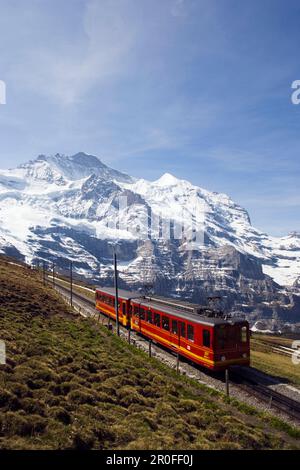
[95,287,250,371]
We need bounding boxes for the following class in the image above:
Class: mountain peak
[23,152,133,184]
[34,152,103,169]
[288,231,300,239]
[155,172,180,186]
[69,152,104,168]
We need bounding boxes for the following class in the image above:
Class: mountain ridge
[0,152,299,322]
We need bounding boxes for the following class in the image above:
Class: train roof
[96,286,247,327]
[138,298,244,327]
[96,286,141,300]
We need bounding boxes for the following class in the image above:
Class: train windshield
[215,324,248,350]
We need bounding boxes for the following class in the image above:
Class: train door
[170,318,180,350]
[131,302,140,330]
[202,327,212,363]
[126,300,132,328]
[178,321,186,351]
[160,314,170,346]
[122,301,127,326]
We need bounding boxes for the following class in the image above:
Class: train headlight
[221,355,226,361]
[242,353,247,358]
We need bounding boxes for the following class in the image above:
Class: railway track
[254,338,296,358]
[52,278,300,424]
[229,368,300,422]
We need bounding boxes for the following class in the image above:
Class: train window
[217,327,225,349]
[203,329,210,348]
[241,326,247,343]
[154,313,161,327]
[172,320,178,335]
[162,316,170,331]
[187,325,194,342]
[122,303,126,316]
[228,327,236,342]
[218,327,225,337]
[134,306,139,317]
[180,322,186,338]
[140,308,145,320]
[147,310,153,323]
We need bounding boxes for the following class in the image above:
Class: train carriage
[95,287,250,371]
[95,287,140,328]
[130,298,250,371]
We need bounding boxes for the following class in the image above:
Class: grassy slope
[0,257,299,450]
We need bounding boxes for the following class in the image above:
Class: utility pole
[43,261,46,286]
[114,251,120,336]
[70,260,73,307]
[52,262,55,287]
[149,339,152,357]
[128,328,131,344]
[176,352,180,373]
[225,369,229,397]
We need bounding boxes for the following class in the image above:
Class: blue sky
[0,0,300,236]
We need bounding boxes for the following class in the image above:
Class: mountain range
[0,152,299,323]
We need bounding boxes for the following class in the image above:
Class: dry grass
[0,255,299,450]
[54,277,95,301]
[250,336,300,387]
[255,335,294,348]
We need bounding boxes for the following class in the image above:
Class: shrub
[48,406,71,425]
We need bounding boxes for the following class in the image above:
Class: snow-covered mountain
[0,152,299,321]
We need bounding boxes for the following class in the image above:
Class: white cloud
[13,0,138,106]
[0,80,6,105]
[171,0,187,18]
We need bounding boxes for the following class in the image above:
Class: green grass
[0,255,299,450]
